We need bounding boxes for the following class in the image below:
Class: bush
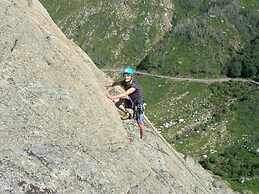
[254,74,259,82]
[226,60,242,77]
[241,61,257,78]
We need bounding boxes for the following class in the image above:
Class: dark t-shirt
[120,80,143,105]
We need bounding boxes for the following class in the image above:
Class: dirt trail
[102,68,259,85]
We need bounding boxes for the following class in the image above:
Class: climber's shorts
[136,109,144,123]
[124,99,145,123]
[135,102,145,123]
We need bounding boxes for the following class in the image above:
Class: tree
[226,60,242,78]
[241,62,257,78]
[137,55,151,71]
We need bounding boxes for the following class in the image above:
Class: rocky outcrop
[0,0,235,193]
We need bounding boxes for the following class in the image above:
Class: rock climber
[105,67,146,139]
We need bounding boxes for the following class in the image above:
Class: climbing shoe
[121,113,131,120]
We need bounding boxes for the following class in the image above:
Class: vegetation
[225,37,259,78]
[137,0,259,79]
[135,75,259,193]
[39,0,259,192]
[40,0,171,68]
[200,82,259,193]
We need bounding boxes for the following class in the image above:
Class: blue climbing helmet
[123,67,134,75]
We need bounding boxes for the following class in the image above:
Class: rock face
[0,0,235,193]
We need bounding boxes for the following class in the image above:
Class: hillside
[39,0,174,68]
[138,0,259,78]
[39,0,258,79]
[0,0,235,193]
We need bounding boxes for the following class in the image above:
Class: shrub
[226,60,242,77]
[254,74,259,82]
[241,61,257,78]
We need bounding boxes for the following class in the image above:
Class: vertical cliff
[0,0,235,193]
